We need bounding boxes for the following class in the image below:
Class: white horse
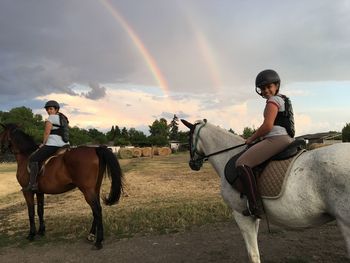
[181,119,350,263]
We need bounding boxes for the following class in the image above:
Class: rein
[203,142,247,160]
[189,121,246,170]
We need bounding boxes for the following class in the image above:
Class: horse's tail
[95,146,124,206]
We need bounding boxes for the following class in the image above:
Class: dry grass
[0,163,18,197]
[0,152,232,247]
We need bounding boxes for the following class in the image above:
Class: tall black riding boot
[237,165,263,218]
[25,162,39,192]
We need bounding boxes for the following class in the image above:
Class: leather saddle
[41,145,70,169]
[28,145,70,174]
[224,139,306,185]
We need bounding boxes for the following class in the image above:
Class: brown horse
[0,123,123,249]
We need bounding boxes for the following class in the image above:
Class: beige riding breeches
[236,135,293,168]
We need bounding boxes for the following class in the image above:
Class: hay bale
[119,148,133,159]
[152,147,159,155]
[132,147,142,158]
[142,147,152,157]
[158,147,172,156]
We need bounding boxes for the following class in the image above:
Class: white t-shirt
[45,114,69,146]
[264,95,288,138]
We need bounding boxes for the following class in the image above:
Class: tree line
[1,106,349,146]
[0,107,189,147]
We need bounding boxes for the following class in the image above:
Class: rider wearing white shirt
[45,114,67,147]
[235,70,294,218]
[25,100,69,192]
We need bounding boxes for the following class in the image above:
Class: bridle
[188,120,246,171]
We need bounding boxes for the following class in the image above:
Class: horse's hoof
[86,233,96,242]
[92,243,103,250]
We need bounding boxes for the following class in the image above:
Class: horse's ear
[181,119,194,130]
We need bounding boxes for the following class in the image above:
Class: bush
[342,123,350,142]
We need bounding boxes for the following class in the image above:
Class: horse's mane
[196,120,245,143]
[6,124,38,154]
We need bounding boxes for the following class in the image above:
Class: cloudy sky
[1,0,350,135]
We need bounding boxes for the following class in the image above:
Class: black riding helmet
[44,100,60,110]
[255,69,280,96]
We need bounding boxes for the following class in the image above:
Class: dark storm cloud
[82,83,106,100]
[1,0,350,111]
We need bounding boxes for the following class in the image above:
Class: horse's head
[0,123,37,155]
[0,123,15,154]
[181,119,208,171]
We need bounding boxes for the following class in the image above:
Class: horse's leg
[87,218,97,242]
[83,191,103,249]
[36,193,46,236]
[92,197,103,249]
[233,210,261,263]
[22,192,36,241]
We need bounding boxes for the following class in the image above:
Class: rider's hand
[245,137,254,145]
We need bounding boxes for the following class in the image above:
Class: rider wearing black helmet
[235,69,295,218]
[25,100,70,192]
[44,100,60,109]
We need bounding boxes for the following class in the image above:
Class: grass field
[0,152,232,247]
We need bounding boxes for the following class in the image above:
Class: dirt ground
[1,155,349,263]
[0,220,349,263]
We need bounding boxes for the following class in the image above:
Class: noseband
[188,120,246,171]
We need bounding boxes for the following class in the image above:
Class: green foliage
[242,126,255,139]
[106,126,115,141]
[342,123,350,142]
[177,131,189,144]
[149,118,169,146]
[128,128,148,146]
[114,137,130,146]
[0,107,185,147]
[69,126,91,146]
[87,128,107,144]
[148,135,169,146]
[0,107,44,143]
[169,114,179,140]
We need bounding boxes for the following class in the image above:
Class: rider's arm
[41,121,53,147]
[246,102,279,144]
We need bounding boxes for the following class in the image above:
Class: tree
[1,107,44,142]
[106,126,115,141]
[128,128,148,146]
[69,126,91,146]
[113,127,130,146]
[177,130,189,143]
[342,123,350,142]
[149,118,169,137]
[87,128,107,144]
[169,114,179,141]
[114,125,121,137]
[242,127,255,139]
[121,127,129,139]
[149,118,169,146]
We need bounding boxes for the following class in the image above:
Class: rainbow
[194,31,222,91]
[181,5,223,92]
[99,0,170,96]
